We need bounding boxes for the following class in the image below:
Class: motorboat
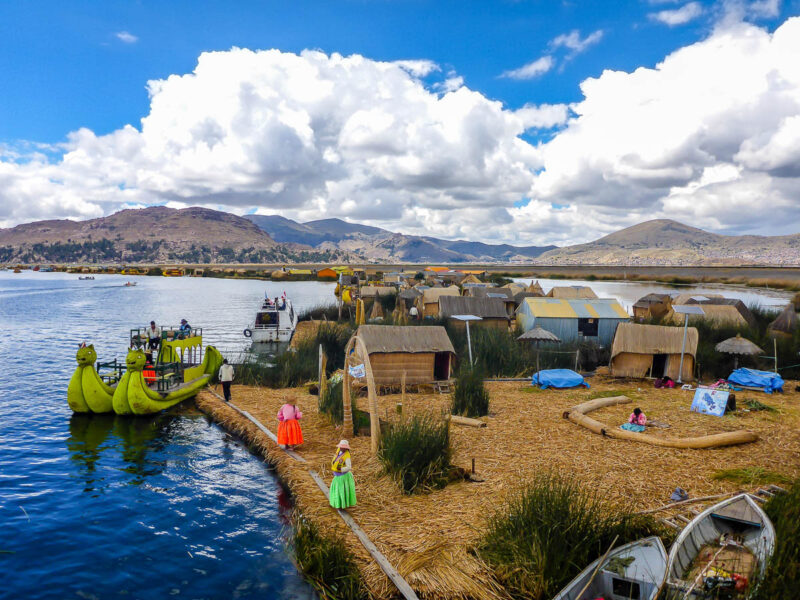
[244,295,298,343]
[553,536,667,600]
[124,281,137,287]
[79,276,95,280]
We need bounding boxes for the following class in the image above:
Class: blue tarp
[531,369,589,389]
[727,368,784,394]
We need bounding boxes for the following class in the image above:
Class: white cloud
[749,0,781,18]
[392,59,439,77]
[649,2,704,26]
[4,17,800,246]
[500,56,554,80]
[523,16,800,239]
[549,29,605,55]
[115,31,138,44]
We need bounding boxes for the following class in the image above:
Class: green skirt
[329,472,357,509]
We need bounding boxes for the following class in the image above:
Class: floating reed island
[195,374,800,600]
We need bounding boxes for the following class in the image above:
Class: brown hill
[537,219,800,266]
[0,207,348,264]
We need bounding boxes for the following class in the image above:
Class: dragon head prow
[76,344,97,366]
[125,349,147,372]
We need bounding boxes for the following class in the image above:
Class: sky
[1,0,799,247]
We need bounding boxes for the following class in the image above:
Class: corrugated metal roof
[521,297,630,319]
[356,325,455,354]
[439,296,510,319]
[469,287,513,299]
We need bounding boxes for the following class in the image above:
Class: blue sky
[1,1,799,245]
[0,0,735,143]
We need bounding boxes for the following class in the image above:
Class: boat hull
[554,536,668,600]
[251,328,294,343]
[665,493,776,597]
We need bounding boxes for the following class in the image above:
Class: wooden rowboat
[553,536,667,600]
[665,493,775,598]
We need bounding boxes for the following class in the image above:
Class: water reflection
[67,413,116,492]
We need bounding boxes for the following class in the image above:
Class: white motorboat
[553,536,667,600]
[244,295,298,343]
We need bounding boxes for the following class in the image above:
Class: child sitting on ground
[629,407,647,426]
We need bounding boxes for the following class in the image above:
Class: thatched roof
[546,286,598,299]
[633,293,672,308]
[666,303,752,328]
[398,287,423,300]
[355,325,455,354]
[460,274,483,285]
[527,280,544,295]
[715,334,763,356]
[768,305,798,335]
[500,282,526,295]
[420,286,460,304]
[611,323,698,360]
[672,293,724,305]
[359,286,396,298]
[439,296,510,319]
[517,327,561,343]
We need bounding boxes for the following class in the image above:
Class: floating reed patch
[195,374,800,600]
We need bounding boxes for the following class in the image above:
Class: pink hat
[336,439,350,450]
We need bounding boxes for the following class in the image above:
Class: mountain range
[244,215,555,263]
[1,208,799,266]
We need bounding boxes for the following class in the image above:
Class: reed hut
[527,280,544,295]
[359,286,396,298]
[438,296,510,329]
[466,287,516,316]
[353,325,455,385]
[632,293,672,320]
[546,285,598,299]
[610,322,698,380]
[665,298,755,328]
[768,304,798,338]
[418,286,460,318]
[459,274,483,285]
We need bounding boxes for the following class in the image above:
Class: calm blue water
[0,272,334,600]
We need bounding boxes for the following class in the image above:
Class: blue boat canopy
[727,368,784,393]
[532,369,589,389]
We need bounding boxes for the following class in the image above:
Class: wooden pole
[401,370,406,407]
[342,338,354,436]
[774,337,778,373]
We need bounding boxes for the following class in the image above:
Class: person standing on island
[276,401,303,450]
[218,359,234,402]
[329,440,356,509]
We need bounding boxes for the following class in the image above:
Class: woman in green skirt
[330,439,356,509]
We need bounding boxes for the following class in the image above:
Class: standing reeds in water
[289,516,366,600]
[479,472,669,600]
[451,363,489,418]
[750,477,800,599]
[378,413,452,494]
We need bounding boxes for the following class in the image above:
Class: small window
[612,578,640,599]
[578,318,598,337]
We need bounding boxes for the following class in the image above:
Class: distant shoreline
[6,263,800,291]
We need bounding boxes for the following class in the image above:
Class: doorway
[434,352,451,380]
[652,354,668,377]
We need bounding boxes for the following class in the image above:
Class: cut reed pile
[195,375,800,600]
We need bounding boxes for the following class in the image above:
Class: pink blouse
[278,403,302,422]
[628,412,647,426]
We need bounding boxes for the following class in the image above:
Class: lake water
[0,272,334,600]
[0,271,789,599]
[511,277,792,313]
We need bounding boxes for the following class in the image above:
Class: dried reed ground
[196,377,800,600]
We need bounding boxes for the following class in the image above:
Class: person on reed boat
[146,321,161,351]
[330,440,356,509]
[276,401,303,449]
